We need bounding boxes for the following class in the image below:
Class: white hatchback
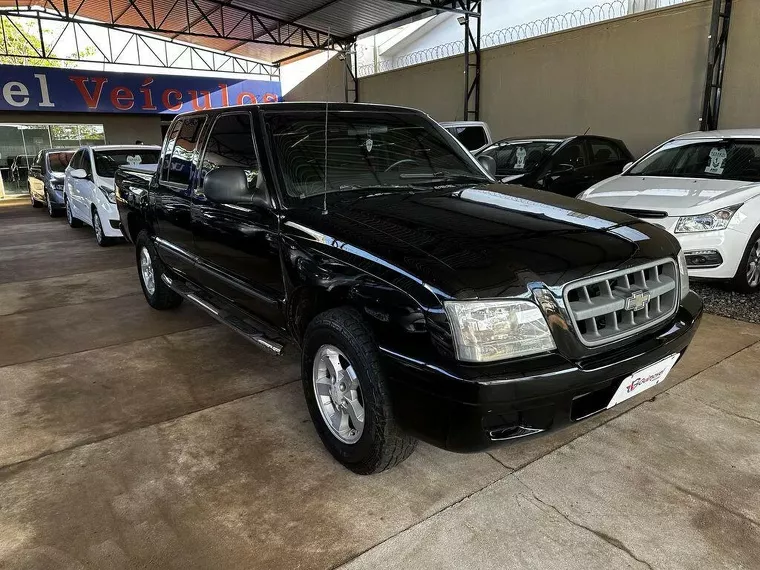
[579,129,760,292]
[64,145,161,246]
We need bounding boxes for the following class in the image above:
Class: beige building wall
[287,0,760,157]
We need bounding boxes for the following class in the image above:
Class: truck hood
[584,175,760,214]
[285,184,679,300]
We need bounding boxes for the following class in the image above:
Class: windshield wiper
[399,172,490,184]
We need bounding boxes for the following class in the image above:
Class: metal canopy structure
[0,0,482,112]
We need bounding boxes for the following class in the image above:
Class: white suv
[64,145,161,246]
[579,129,760,292]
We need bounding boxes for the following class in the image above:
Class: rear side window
[161,120,182,181]
[168,117,205,186]
[588,139,622,164]
[454,126,487,151]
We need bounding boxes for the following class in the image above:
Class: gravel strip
[691,281,760,324]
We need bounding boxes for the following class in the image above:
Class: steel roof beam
[378,0,480,17]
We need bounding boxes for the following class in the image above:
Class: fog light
[685,249,723,268]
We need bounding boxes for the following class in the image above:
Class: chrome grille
[564,259,678,347]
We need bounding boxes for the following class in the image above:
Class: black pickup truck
[116,103,702,474]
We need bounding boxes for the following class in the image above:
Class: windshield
[628,139,760,182]
[264,110,490,205]
[48,151,75,173]
[478,140,559,176]
[93,149,160,178]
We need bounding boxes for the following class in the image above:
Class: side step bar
[161,273,284,356]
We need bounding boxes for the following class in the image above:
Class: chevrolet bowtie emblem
[625,289,651,312]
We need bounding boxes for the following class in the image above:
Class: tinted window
[201,113,259,189]
[588,139,622,164]
[628,139,760,182]
[480,140,559,176]
[81,150,92,176]
[453,126,487,151]
[48,151,75,173]
[553,140,587,168]
[265,111,488,204]
[69,151,82,170]
[93,149,160,178]
[161,120,182,181]
[169,117,205,185]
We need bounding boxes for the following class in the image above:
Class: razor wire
[357,0,691,76]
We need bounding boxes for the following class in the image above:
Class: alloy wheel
[94,211,103,243]
[747,239,760,288]
[66,200,72,224]
[140,246,156,295]
[312,344,365,444]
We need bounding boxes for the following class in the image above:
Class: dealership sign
[0,65,281,114]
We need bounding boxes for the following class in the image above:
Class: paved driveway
[1,203,758,569]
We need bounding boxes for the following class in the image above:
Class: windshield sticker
[365,136,373,153]
[705,147,727,175]
[126,155,143,166]
[515,147,527,169]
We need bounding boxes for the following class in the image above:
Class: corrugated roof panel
[0,0,434,64]
[296,0,419,37]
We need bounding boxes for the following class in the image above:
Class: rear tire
[135,230,183,310]
[65,197,83,228]
[301,307,416,474]
[733,227,760,293]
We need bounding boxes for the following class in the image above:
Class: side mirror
[622,161,633,172]
[477,154,496,178]
[70,168,88,180]
[552,163,575,175]
[203,166,268,207]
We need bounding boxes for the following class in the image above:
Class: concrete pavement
[1,204,758,570]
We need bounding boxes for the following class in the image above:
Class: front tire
[733,229,760,293]
[135,230,183,310]
[302,307,416,474]
[92,208,112,247]
[65,197,83,228]
[30,189,42,208]
[46,192,60,218]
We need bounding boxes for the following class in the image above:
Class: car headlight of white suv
[444,300,556,362]
[675,205,741,233]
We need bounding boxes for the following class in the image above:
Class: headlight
[444,300,556,362]
[98,185,116,204]
[675,205,741,233]
[677,249,690,300]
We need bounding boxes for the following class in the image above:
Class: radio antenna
[322,34,332,215]
[583,126,591,135]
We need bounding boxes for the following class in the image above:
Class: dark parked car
[475,135,634,197]
[29,149,76,216]
[116,103,701,474]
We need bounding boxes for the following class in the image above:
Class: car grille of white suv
[564,259,679,347]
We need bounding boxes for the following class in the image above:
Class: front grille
[564,259,678,347]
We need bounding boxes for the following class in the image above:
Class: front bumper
[46,186,66,208]
[95,201,124,238]
[643,217,746,280]
[381,291,702,452]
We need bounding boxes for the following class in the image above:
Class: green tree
[0,16,96,67]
